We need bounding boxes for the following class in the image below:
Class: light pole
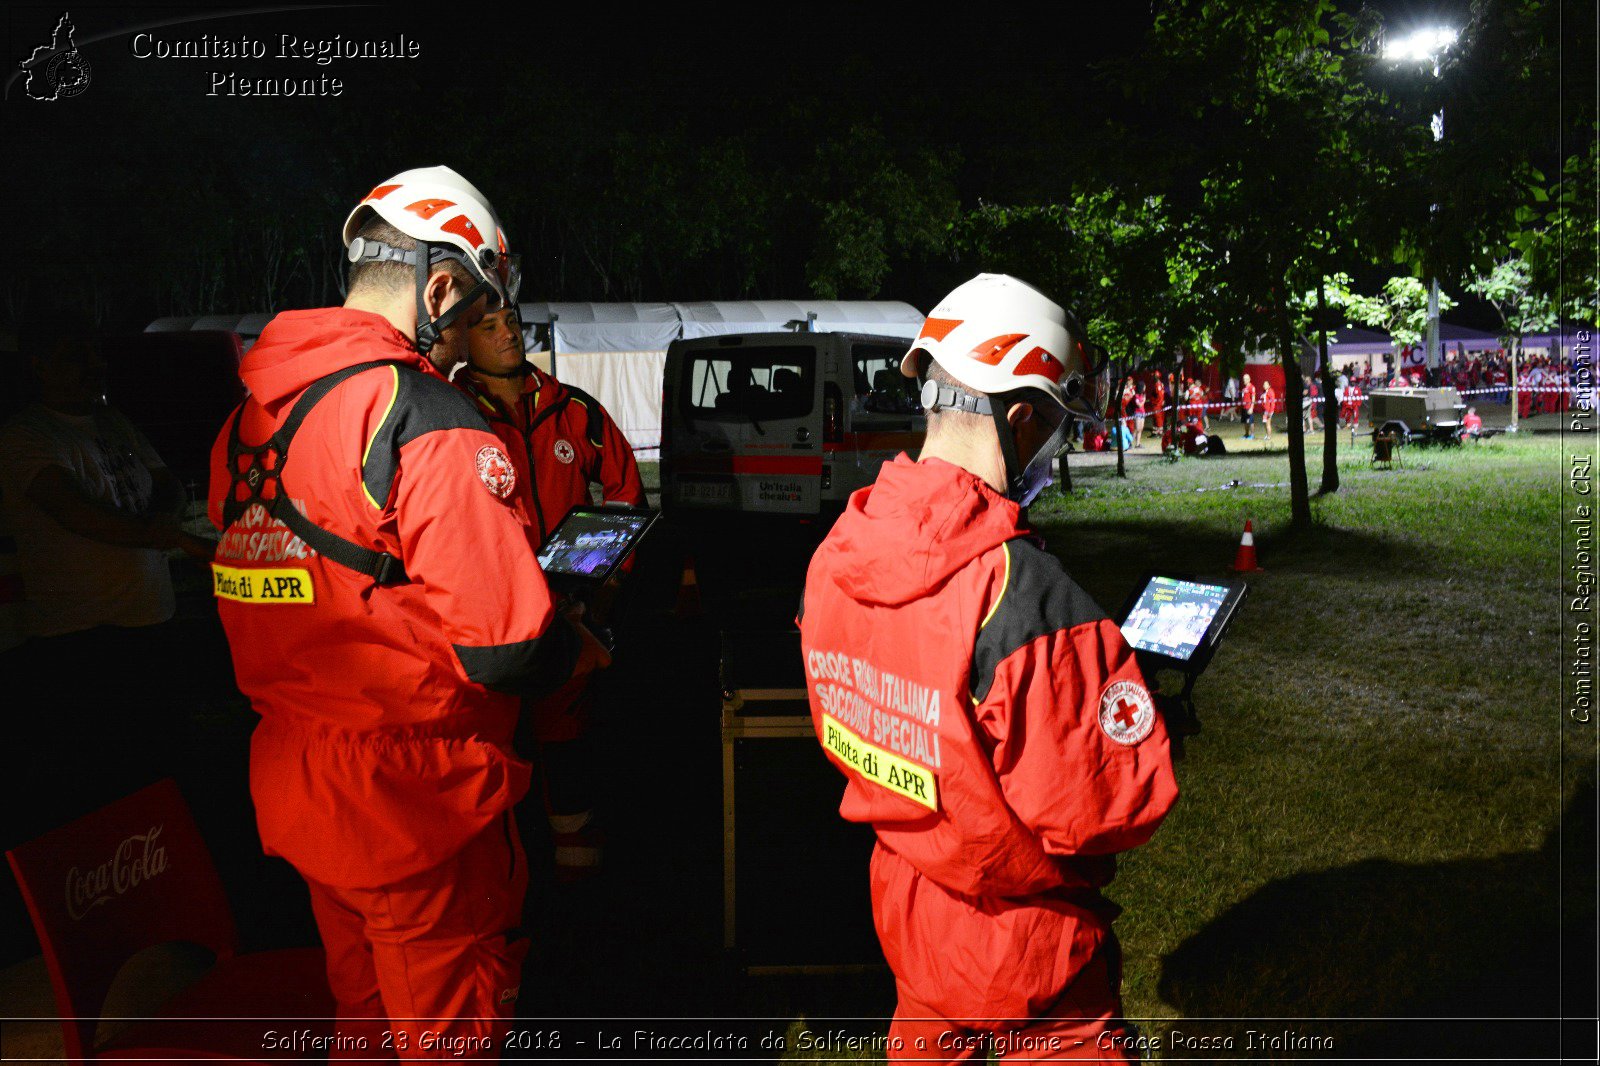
[1383,25,1457,386]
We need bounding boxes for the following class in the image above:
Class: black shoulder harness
[221,360,409,586]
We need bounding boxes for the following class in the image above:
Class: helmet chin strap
[919,371,1032,500]
[414,241,437,356]
[987,399,1029,501]
[412,240,493,357]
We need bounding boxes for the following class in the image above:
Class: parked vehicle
[661,331,924,519]
[1367,386,1467,446]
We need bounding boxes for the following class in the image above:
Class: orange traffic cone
[1231,519,1261,573]
[675,555,703,617]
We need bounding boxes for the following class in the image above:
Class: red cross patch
[475,445,516,499]
[1098,679,1155,745]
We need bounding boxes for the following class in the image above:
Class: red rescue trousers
[528,673,592,744]
[304,818,530,1061]
[528,608,615,744]
[887,942,1136,1063]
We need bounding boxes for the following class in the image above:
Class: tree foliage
[1510,141,1600,325]
[1103,0,1406,522]
[1333,276,1460,351]
[954,190,1210,371]
[1465,256,1558,342]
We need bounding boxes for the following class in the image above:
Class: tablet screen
[537,510,653,580]
[1119,576,1232,662]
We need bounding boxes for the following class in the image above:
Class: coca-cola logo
[64,825,169,921]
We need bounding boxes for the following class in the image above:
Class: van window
[683,346,815,421]
[854,344,921,415]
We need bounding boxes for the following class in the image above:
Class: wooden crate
[719,630,884,974]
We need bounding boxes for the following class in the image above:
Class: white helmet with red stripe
[342,166,520,354]
[903,273,1104,507]
[900,273,1100,422]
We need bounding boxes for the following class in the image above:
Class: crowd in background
[1077,346,1584,453]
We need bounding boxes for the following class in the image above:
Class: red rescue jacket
[455,366,644,547]
[208,308,575,888]
[799,455,1177,1022]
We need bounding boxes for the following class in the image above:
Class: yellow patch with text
[211,564,315,604]
[820,713,938,811]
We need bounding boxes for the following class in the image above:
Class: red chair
[6,779,334,1062]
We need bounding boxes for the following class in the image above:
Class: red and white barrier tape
[1456,384,1587,396]
[632,382,1598,446]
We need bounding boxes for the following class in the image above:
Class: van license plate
[679,479,736,506]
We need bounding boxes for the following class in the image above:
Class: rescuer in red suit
[1239,373,1257,439]
[798,274,1178,1062]
[208,166,607,1059]
[458,306,644,880]
[1260,380,1278,441]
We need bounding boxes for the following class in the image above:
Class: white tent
[150,300,925,454]
[671,300,924,340]
[515,300,923,454]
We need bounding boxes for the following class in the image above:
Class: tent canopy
[512,301,924,454]
[672,300,923,341]
[1303,323,1504,359]
[1438,323,1499,345]
[152,301,927,455]
[150,301,926,352]
[1323,327,1392,356]
[516,299,924,352]
[1520,321,1592,349]
[517,302,681,353]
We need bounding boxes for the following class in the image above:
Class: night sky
[0,1,1572,331]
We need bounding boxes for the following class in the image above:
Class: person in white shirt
[0,322,212,869]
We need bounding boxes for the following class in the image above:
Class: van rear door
[833,340,924,500]
[667,336,822,515]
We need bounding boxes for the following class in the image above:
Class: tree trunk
[1317,278,1340,494]
[1511,339,1521,429]
[1113,372,1127,479]
[1275,301,1312,528]
[1169,367,1180,450]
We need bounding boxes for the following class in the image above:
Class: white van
[661,331,926,518]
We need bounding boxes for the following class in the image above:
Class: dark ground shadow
[511,517,895,1028]
[1038,515,1429,614]
[1157,779,1597,1059]
[8,501,1578,1055]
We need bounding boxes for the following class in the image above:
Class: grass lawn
[1031,432,1592,1053]
[782,432,1592,1061]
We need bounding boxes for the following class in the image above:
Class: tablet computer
[536,506,659,594]
[1116,572,1247,674]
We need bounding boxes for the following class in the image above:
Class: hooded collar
[812,454,1024,608]
[241,308,434,414]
